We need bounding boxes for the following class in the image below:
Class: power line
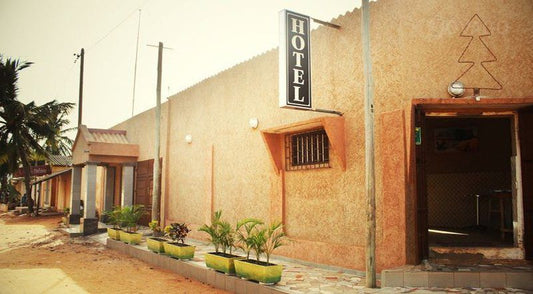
[87,0,152,51]
[88,9,138,50]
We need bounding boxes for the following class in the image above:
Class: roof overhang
[31,168,71,185]
[261,116,346,174]
[72,125,139,165]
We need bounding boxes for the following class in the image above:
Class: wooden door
[415,108,429,261]
[134,159,154,226]
[519,107,533,259]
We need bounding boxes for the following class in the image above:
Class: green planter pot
[147,237,166,253]
[163,242,195,259]
[107,228,121,240]
[234,259,283,284]
[205,252,244,275]
[119,230,142,245]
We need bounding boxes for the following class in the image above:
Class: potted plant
[103,206,122,240]
[163,222,195,259]
[236,218,263,260]
[118,205,144,244]
[146,220,166,253]
[200,211,254,275]
[234,221,286,284]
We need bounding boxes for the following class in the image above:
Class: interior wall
[425,117,512,228]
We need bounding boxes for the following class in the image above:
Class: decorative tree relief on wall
[453,14,503,92]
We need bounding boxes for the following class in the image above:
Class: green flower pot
[119,230,142,245]
[163,242,195,259]
[234,259,283,284]
[205,252,244,275]
[107,228,121,240]
[147,237,166,253]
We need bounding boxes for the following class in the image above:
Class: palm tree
[41,100,75,156]
[0,56,74,213]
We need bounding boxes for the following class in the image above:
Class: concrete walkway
[80,230,532,293]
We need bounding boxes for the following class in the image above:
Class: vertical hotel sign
[279,10,311,109]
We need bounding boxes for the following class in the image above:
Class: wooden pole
[152,42,163,223]
[362,0,376,288]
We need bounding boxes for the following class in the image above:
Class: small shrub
[149,220,163,237]
[165,223,190,243]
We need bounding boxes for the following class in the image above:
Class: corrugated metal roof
[87,128,130,144]
[48,155,72,166]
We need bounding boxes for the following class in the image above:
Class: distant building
[71,0,533,271]
[12,155,72,212]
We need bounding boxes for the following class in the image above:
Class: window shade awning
[261,116,346,174]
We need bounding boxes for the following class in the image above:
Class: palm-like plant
[41,101,75,156]
[0,56,74,214]
[236,218,263,259]
[263,221,286,264]
[247,221,286,264]
[1,99,49,213]
[103,206,123,229]
[120,205,145,232]
[218,220,236,255]
[199,210,223,253]
[250,228,266,262]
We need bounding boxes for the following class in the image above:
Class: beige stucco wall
[55,172,71,211]
[110,0,533,271]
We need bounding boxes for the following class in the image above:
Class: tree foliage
[0,55,74,213]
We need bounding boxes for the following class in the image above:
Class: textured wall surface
[108,0,533,271]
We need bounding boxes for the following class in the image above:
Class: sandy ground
[0,214,228,294]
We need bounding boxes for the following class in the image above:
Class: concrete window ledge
[106,238,286,294]
[381,268,533,290]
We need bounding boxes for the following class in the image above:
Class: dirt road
[0,214,228,294]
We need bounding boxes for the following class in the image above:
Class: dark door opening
[424,116,514,247]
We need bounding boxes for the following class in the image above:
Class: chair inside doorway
[426,116,514,247]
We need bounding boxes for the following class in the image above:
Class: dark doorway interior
[424,116,514,247]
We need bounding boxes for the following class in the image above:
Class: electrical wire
[87,0,151,51]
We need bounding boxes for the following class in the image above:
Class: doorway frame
[412,98,533,262]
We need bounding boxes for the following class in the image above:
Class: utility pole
[147,42,171,223]
[77,48,85,126]
[362,0,377,288]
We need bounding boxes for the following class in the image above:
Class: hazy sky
[0,0,359,132]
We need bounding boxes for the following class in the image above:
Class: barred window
[285,129,329,171]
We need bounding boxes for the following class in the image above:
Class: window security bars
[285,130,329,171]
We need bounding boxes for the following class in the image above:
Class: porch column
[68,166,82,224]
[81,162,98,235]
[102,166,115,221]
[121,164,135,207]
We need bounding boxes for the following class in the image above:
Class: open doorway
[424,116,514,247]
[414,100,533,263]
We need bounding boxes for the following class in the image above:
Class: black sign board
[279,10,311,109]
